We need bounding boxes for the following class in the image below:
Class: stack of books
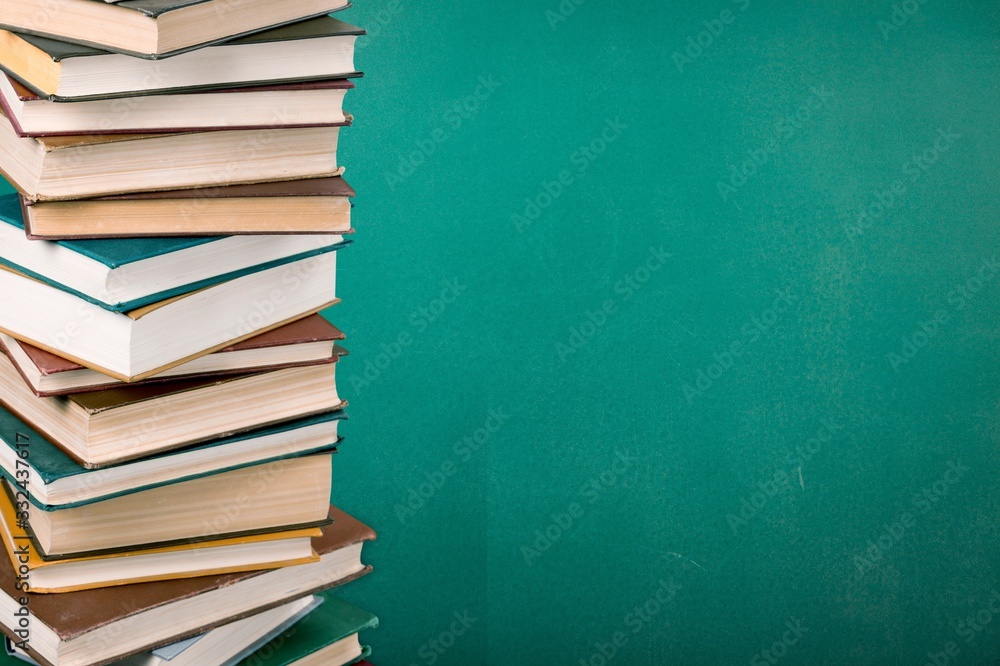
[0,1,378,665]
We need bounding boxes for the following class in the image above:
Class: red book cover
[1,314,347,396]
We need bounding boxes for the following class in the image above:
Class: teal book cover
[236,592,377,666]
[0,193,350,313]
[0,405,346,510]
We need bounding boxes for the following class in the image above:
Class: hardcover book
[0,109,345,202]
[0,251,339,381]
[21,454,334,557]
[0,17,365,102]
[0,404,345,509]
[0,487,322,594]
[124,596,325,666]
[237,592,378,666]
[20,177,357,240]
[0,352,343,468]
[3,596,324,664]
[0,315,346,396]
[0,192,347,312]
[0,0,351,59]
[0,75,354,137]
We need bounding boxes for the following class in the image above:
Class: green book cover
[0,404,346,510]
[237,592,378,666]
[0,193,350,313]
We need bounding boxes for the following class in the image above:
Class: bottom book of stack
[0,504,377,666]
[2,588,377,666]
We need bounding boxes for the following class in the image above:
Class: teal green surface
[329,1,1000,664]
[6,1,1000,663]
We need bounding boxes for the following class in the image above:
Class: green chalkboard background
[4,0,1000,664]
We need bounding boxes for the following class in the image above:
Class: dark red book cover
[1,314,347,396]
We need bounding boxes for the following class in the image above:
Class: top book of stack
[0,17,364,102]
[0,0,354,60]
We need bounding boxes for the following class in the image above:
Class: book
[0,17,364,102]
[237,592,377,666]
[0,109,345,202]
[1,314,345,397]
[0,487,322,594]
[20,177,356,240]
[0,506,374,666]
[0,193,347,312]
[120,595,324,666]
[6,595,325,665]
[0,352,343,468]
[1,642,26,664]
[20,453,334,557]
[0,404,345,509]
[0,75,354,137]
[0,251,339,381]
[0,315,346,397]
[0,0,350,60]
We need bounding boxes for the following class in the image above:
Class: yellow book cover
[0,486,320,593]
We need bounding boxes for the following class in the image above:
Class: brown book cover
[0,506,375,666]
[0,75,355,137]
[28,175,359,204]
[1,314,348,396]
[20,176,357,239]
[67,372,277,415]
[0,350,346,468]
